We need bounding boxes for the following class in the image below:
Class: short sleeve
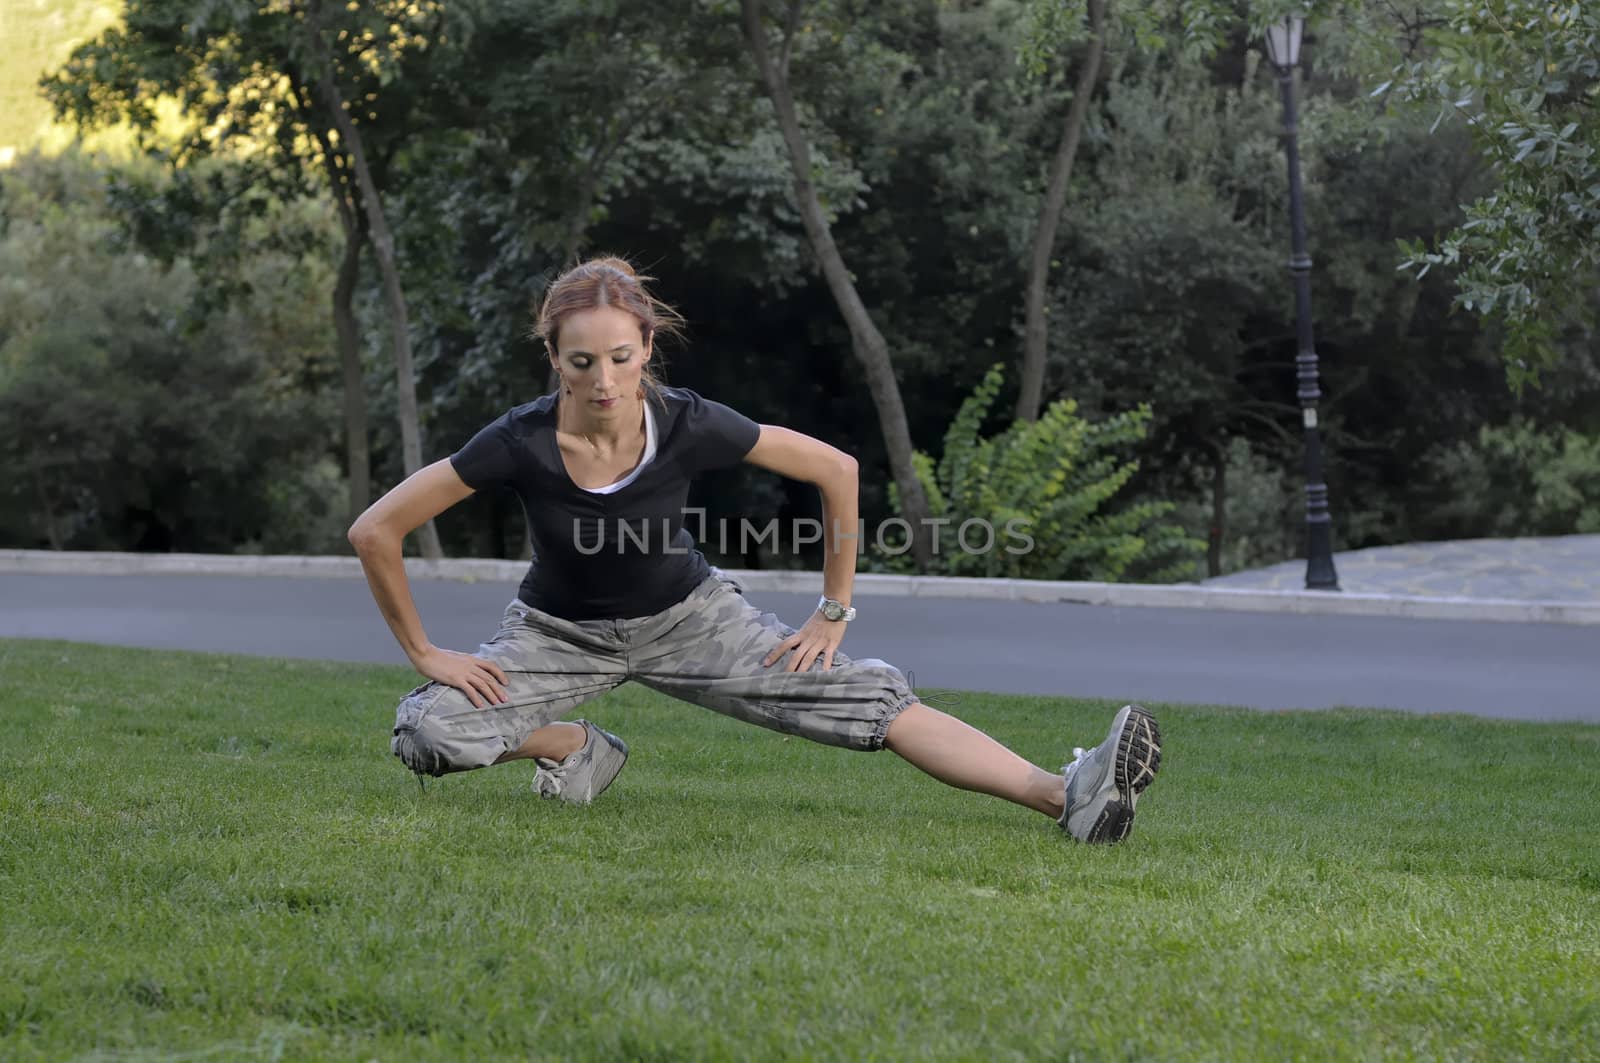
[685,391,761,472]
[449,411,521,490]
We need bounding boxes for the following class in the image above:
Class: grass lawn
[2,638,1597,1061]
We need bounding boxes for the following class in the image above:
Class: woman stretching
[348,257,1161,843]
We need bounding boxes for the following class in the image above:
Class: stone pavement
[1202,534,1600,602]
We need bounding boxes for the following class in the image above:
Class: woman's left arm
[742,425,860,673]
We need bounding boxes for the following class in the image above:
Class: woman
[348,257,1161,843]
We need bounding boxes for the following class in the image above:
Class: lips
[592,397,619,408]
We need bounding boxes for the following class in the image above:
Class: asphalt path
[2,572,1595,722]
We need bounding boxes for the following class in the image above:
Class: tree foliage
[1384,0,1600,384]
[1422,419,1600,537]
[0,150,340,552]
[7,0,1597,573]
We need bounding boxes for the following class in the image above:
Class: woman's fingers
[786,638,830,673]
[479,658,509,687]
[470,666,508,706]
[471,660,509,703]
[763,633,802,667]
[417,648,509,708]
[765,623,844,672]
[448,654,507,707]
[452,663,505,708]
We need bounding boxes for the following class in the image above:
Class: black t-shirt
[449,386,761,620]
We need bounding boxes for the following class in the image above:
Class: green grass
[2,638,1597,1061]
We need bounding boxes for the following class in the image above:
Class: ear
[642,325,654,362]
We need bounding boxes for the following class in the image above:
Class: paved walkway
[1202,535,1600,601]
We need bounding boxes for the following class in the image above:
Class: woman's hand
[413,646,510,708]
[763,612,846,673]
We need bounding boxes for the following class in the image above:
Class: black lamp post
[1265,15,1339,591]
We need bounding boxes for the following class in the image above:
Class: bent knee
[391,722,448,777]
[390,687,506,777]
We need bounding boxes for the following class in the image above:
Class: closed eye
[567,347,633,369]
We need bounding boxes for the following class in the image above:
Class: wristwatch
[817,596,857,622]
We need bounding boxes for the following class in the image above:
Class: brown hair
[534,256,684,406]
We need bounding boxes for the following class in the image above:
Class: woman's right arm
[347,458,509,707]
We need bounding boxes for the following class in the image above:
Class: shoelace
[532,725,593,798]
[532,758,567,798]
[1062,746,1090,783]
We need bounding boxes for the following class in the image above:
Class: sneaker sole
[1083,705,1162,844]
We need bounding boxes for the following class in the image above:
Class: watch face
[822,601,844,621]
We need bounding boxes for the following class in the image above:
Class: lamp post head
[1265,14,1305,71]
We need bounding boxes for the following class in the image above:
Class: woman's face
[550,304,651,419]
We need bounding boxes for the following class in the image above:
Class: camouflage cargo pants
[391,570,919,777]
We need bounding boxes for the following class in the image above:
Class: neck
[558,392,645,450]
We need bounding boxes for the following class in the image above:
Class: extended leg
[886,700,1163,843]
[627,575,1161,840]
[883,702,1066,819]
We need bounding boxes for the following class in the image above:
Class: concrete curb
[3,549,1598,626]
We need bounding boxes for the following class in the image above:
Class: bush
[0,150,339,552]
[1422,419,1600,538]
[1169,437,1302,577]
[883,365,1202,582]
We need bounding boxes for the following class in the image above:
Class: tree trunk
[1016,0,1109,423]
[34,469,63,550]
[740,0,934,569]
[1208,439,1227,578]
[289,82,375,531]
[333,213,371,525]
[311,120,374,527]
[307,11,443,559]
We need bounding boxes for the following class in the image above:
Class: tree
[1010,0,1240,422]
[300,0,440,556]
[398,0,788,405]
[1016,0,1109,423]
[1383,0,1600,384]
[44,0,447,554]
[1048,60,1294,574]
[322,146,372,522]
[0,150,339,552]
[739,0,936,568]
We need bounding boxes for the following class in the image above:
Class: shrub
[883,365,1202,582]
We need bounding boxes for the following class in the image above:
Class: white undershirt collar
[579,401,657,495]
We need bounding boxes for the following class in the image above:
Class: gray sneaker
[1059,704,1162,844]
[531,720,629,805]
